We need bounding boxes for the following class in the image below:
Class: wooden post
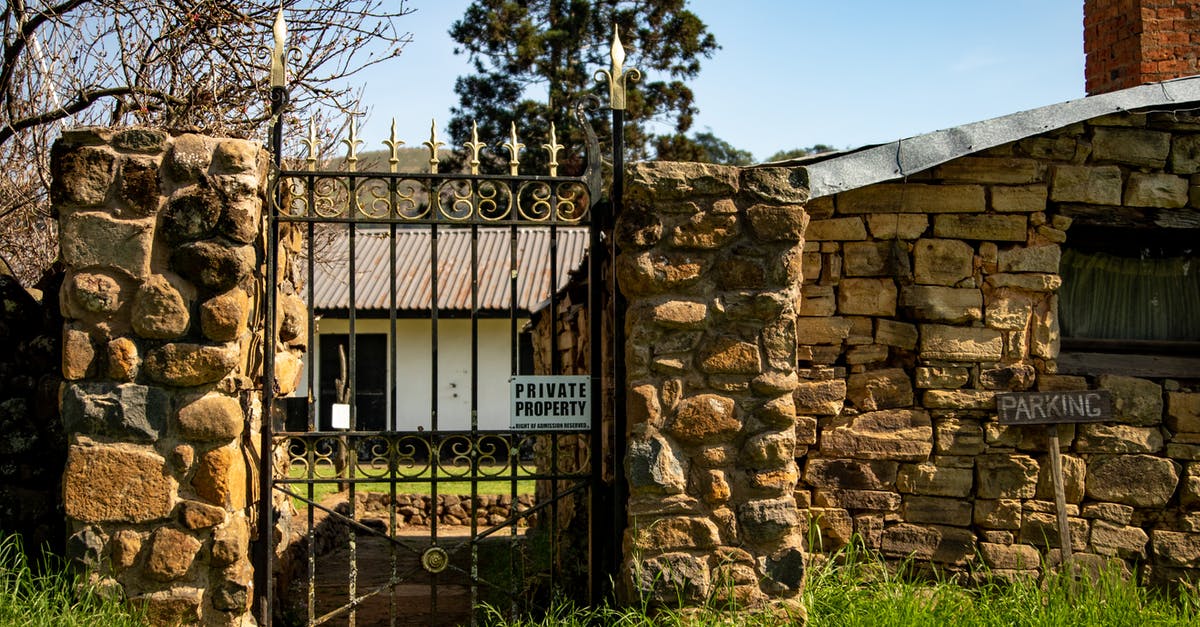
[1047,425,1073,563]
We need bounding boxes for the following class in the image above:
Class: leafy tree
[0,0,413,284]
[446,0,719,173]
[765,144,838,162]
[652,130,753,165]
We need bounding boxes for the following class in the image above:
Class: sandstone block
[1081,502,1134,525]
[974,499,1021,530]
[1019,511,1088,551]
[145,527,202,582]
[812,489,902,511]
[881,523,976,565]
[738,497,801,542]
[192,444,247,509]
[1091,127,1170,167]
[670,211,739,249]
[275,351,303,396]
[742,429,797,469]
[629,551,711,605]
[1076,423,1163,454]
[52,145,117,206]
[167,133,213,181]
[717,254,767,289]
[800,285,836,316]
[212,515,249,566]
[916,366,970,389]
[1125,172,1188,208]
[741,166,808,204]
[992,185,1048,213]
[839,184,985,214]
[920,324,1003,361]
[667,394,739,444]
[804,458,898,491]
[1033,453,1086,503]
[933,214,1027,242]
[62,328,95,380]
[806,217,867,241]
[897,463,973,497]
[1049,165,1122,204]
[935,418,986,455]
[1098,375,1163,426]
[796,317,851,345]
[838,278,897,316]
[912,238,973,286]
[177,394,244,442]
[935,156,1045,184]
[131,275,191,339]
[980,542,1041,570]
[847,368,913,411]
[698,336,761,374]
[795,416,818,445]
[819,409,933,461]
[978,363,1036,390]
[1089,520,1149,559]
[652,299,708,330]
[144,342,239,386]
[117,157,160,218]
[902,285,982,323]
[110,529,142,569]
[63,445,175,523]
[923,389,995,410]
[875,319,918,350]
[634,516,721,551]
[793,380,847,416]
[1168,392,1200,433]
[60,212,153,278]
[976,454,1039,499]
[998,245,1060,273]
[866,214,928,239]
[135,588,203,626]
[810,508,854,550]
[1086,455,1180,508]
[985,273,1061,291]
[843,241,897,276]
[1170,134,1200,173]
[113,128,167,153]
[202,287,251,342]
[107,337,139,381]
[1152,530,1200,568]
[745,204,808,242]
[903,495,972,526]
[179,499,226,529]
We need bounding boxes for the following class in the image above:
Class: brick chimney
[1084,0,1200,95]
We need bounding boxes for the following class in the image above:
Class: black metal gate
[255,18,634,626]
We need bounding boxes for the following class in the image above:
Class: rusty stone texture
[63,444,175,523]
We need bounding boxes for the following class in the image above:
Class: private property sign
[996,390,1113,425]
[510,375,591,431]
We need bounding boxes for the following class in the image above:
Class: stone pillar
[616,163,809,612]
[54,128,266,625]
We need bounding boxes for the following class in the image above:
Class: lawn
[284,462,538,505]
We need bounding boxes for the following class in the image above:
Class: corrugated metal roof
[781,75,1200,199]
[306,227,588,312]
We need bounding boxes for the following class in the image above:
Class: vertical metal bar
[610,106,629,597]
[508,208,520,621]
[347,199,359,627]
[256,81,286,627]
[305,187,317,625]
[469,184,481,626]
[587,205,604,604]
[548,214,560,599]
[389,201,399,627]
[429,195,441,626]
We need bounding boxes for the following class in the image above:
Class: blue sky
[344,1,1086,162]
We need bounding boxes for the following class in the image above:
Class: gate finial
[502,122,524,175]
[383,119,404,173]
[302,119,319,171]
[595,25,640,110]
[423,120,444,173]
[542,122,563,176]
[270,8,287,88]
[464,121,486,175]
[341,117,362,172]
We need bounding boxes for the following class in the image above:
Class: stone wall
[616,162,810,611]
[794,109,1200,584]
[54,127,268,625]
[0,267,64,558]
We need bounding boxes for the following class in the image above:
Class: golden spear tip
[270,8,287,88]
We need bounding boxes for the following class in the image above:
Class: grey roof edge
[801,75,1200,199]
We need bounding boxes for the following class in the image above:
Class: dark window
[319,334,388,431]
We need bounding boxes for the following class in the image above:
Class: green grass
[485,540,1200,627]
[0,534,147,626]
[287,463,537,506]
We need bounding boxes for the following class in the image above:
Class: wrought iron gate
[255,14,635,627]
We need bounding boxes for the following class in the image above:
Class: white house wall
[312,317,522,432]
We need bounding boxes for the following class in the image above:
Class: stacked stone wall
[795,110,1200,584]
[53,127,277,625]
[616,162,810,611]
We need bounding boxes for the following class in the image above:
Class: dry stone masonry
[54,127,273,625]
[617,162,810,612]
[793,110,1200,585]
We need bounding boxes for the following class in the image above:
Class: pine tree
[447,0,720,174]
